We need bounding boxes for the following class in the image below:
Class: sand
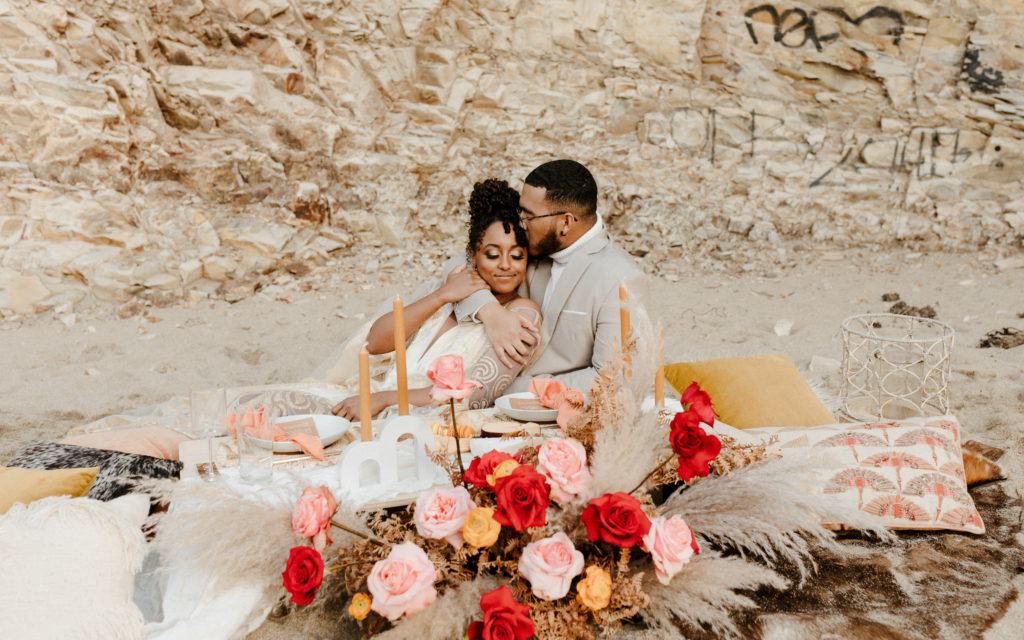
[2,247,1022,636]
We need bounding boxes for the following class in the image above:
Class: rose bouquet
[277,345,806,639]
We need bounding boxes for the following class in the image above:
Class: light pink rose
[367,542,438,621]
[291,486,337,552]
[413,486,476,548]
[517,532,585,600]
[536,437,593,504]
[641,515,699,585]
[427,354,482,403]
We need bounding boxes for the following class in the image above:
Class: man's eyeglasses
[519,211,574,225]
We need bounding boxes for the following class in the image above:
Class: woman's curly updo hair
[466,178,527,256]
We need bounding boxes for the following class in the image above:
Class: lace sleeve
[464,305,542,410]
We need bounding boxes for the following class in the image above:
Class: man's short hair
[524,159,598,221]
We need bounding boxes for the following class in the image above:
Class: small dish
[252,414,351,452]
[495,392,559,423]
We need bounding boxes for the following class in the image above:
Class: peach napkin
[527,379,585,430]
[224,408,326,461]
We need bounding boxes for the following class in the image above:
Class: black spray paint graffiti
[744,5,905,51]
[961,48,1004,94]
[638,109,976,187]
[809,129,972,187]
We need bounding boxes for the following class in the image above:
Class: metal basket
[840,313,954,421]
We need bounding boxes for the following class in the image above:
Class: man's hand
[331,392,394,422]
[478,302,539,367]
[437,264,488,304]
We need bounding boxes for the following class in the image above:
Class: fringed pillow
[0,493,149,639]
[747,415,984,534]
[6,440,182,501]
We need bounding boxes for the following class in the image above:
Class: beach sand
[2,247,1022,637]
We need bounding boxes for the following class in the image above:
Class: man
[454,159,646,392]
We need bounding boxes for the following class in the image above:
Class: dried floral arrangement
[147,316,892,639]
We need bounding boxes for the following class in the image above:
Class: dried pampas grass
[143,478,299,591]
[641,552,788,638]
[583,309,666,499]
[662,451,894,582]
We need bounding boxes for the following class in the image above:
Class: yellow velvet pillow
[664,354,836,429]
[0,466,100,514]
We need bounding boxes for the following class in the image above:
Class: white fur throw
[0,493,149,639]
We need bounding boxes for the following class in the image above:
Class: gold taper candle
[655,329,665,407]
[619,283,631,343]
[393,295,409,415]
[359,345,372,441]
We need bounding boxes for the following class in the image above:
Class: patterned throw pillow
[748,415,984,534]
[5,441,182,501]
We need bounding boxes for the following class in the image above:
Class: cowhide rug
[734,474,1024,639]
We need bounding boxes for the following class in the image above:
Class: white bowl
[494,392,559,423]
[251,414,351,452]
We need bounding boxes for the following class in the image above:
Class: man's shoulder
[586,233,643,276]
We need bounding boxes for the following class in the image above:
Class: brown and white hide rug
[732,475,1024,638]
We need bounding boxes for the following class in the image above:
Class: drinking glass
[190,388,227,481]
[237,407,274,483]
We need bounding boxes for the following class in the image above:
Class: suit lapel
[526,260,551,307]
[541,232,610,338]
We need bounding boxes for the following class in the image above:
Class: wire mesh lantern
[840,313,955,421]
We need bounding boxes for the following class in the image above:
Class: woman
[329,179,542,421]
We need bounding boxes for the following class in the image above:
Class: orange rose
[576,566,612,610]
[485,459,520,487]
[348,593,371,620]
[462,507,501,548]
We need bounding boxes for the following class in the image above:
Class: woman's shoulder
[505,296,541,321]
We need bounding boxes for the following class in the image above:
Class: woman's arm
[366,265,487,354]
[464,301,543,409]
[331,387,435,421]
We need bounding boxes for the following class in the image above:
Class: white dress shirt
[542,214,604,314]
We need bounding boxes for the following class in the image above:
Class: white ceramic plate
[251,414,351,453]
[494,392,559,423]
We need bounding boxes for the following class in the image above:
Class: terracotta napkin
[224,408,326,461]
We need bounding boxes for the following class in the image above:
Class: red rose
[467,585,534,640]
[680,382,716,426]
[669,413,721,482]
[282,546,324,605]
[464,450,516,489]
[492,465,550,531]
[581,492,652,548]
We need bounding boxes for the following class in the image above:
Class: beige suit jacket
[453,230,646,392]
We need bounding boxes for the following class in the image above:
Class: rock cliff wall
[1,0,1021,314]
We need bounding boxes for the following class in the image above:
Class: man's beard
[532,229,561,259]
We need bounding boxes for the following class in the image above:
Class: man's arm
[444,254,539,367]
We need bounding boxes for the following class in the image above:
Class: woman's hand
[437,264,488,304]
[331,391,395,422]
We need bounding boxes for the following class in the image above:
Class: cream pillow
[0,465,99,514]
[0,493,149,638]
[745,415,983,533]
[61,426,192,460]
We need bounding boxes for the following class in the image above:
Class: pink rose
[291,486,337,552]
[641,515,700,585]
[413,486,476,548]
[427,354,482,402]
[517,532,585,600]
[367,542,438,621]
[536,437,593,504]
